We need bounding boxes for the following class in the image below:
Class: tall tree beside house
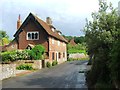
[84,0,120,89]
[0,30,10,45]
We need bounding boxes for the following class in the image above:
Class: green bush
[67,58,74,61]
[1,51,17,62]
[16,64,33,70]
[1,50,31,63]
[16,50,31,60]
[52,61,58,66]
[30,45,45,60]
[46,62,51,68]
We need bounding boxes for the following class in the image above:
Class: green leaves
[85,0,120,88]
[30,45,45,60]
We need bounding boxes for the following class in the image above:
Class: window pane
[28,33,31,39]
[32,33,34,39]
[35,33,38,39]
[52,52,54,60]
[59,52,61,59]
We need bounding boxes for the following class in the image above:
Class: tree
[84,0,120,88]
[0,30,10,45]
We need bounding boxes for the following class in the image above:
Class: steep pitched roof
[69,38,76,46]
[14,13,68,43]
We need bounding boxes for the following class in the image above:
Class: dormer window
[51,28,55,32]
[27,32,39,40]
[58,32,61,35]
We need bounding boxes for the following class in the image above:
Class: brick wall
[49,37,67,64]
[18,20,48,52]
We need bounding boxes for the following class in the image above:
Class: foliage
[1,50,31,63]
[52,61,58,66]
[67,43,86,54]
[109,39,120,83]
[16,64,33,70]
[67,57,89,61]
[63,35,86,44]
[1,51,11,62]
[0,30,9,39]
[16,50,31,60]
[0,30,10,45]
[30,45,45,60]
[46,62,51,68]
[84,0,120,88]
[74,36,85,44]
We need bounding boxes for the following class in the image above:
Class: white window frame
[26,31,39,40]
[58,41,60,46]
[52,38,54,44]
[51,28,55,32]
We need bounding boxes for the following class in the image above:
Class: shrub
[46,62,51,68]
[1,51,17,62]
[52,61,58,66]
[16,64,33,70]
[67,58,74,61]
[30,45,45,60]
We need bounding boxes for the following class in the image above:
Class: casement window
[27,32,39,40]
[52,38,54,44]
[51,28,55,32]
[58,41,60,46]
[63,52,65,58]
[63,42,65,46]
[52,52,55,60]
[58,52,61,59]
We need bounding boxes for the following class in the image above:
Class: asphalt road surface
[2,60,88,89]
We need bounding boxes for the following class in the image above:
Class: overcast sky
[0,0,119,39]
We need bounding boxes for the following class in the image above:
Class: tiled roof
[32,13,68,43]
[14,13,68,43]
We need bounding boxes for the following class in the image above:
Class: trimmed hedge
[1,45,45,63]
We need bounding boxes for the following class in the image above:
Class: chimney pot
[17,14,22,30]
[46,17,52,25]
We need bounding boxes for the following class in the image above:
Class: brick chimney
[17,14,22,30]
[46,17,52,25]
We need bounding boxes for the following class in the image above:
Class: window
[58,52,61,59]
[52,52,54,60]
[58,41,60,46]
[27,32,39,40]
[63,52,65,58]
[52,38,54,44]
[51,28,55,32]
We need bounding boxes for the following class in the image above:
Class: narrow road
[2,60,88,89]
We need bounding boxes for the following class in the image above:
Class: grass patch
[67,57,89,61]
[68,49,86,54]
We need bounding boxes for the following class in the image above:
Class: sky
[0,0,119,39]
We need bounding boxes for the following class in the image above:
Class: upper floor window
[27,32,39,40]
[58,41,60,46]
[52,38,54,44]
[52,52,55,60]
[51,28,55,32]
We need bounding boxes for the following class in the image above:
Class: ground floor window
[63,52,65,58]
[58,52,61,59]
[52,52,54,60]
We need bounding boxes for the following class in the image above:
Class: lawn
[68,49,86,54]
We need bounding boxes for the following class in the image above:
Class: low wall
[0,60,43,80]
[0,64,16,80]
[69,53,88,59]
[15,60,42,69]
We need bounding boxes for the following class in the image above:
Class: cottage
[6,13,68,64]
